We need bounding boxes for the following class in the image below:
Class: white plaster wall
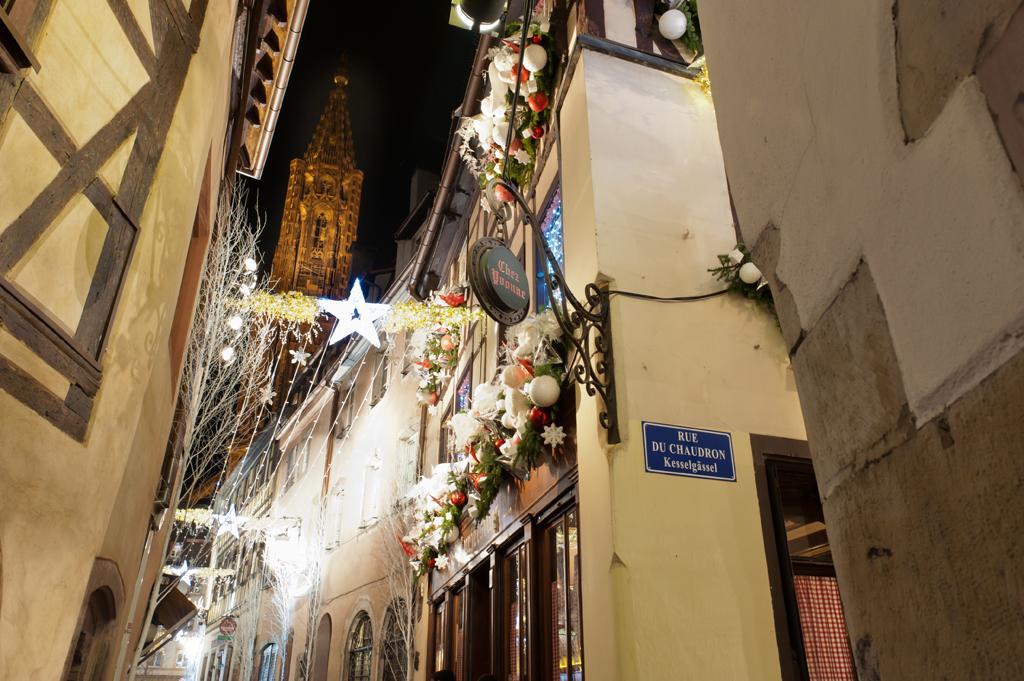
[561,50,806,681]
[700,0,1024,422]
[269,336,423,681]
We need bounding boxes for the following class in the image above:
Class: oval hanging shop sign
[468,237,530,324]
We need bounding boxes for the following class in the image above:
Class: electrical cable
[607,287,730,302]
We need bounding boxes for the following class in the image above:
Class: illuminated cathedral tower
[272,70,363,298]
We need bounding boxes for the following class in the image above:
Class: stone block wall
[702,0,1024,676]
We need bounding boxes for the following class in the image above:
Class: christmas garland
[402,311,567,575]
[391,291,484,408]
[235,290,321,326]
[457,17,556,198]
[709,244,775,317]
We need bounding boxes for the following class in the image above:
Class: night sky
[245,1,479,278]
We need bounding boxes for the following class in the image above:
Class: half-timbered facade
[0,1,308,679]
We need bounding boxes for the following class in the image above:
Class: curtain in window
[257,643,278,681]
[793,575,857,681]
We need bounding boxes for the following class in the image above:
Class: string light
[243,257,259,272]
[228,315,244,331]
[221,346,236,362]
[236,290,321,325]
[385,301,486,333]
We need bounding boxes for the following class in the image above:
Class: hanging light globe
[452,0,505,32]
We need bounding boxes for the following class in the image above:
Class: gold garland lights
[385,301,486,333]
[696,62,711,96]
[175,507,215,525]
[236,291,321,325]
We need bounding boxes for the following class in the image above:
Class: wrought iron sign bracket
[484,179,620,444]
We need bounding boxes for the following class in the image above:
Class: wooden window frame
[752,434,857,681]
[0,0,39,73]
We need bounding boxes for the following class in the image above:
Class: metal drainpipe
[408,33,495,300]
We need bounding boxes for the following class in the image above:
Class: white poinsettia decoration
[289,348,311,366]
[260,385,277,405]
[451,412,484,450]
[434,554,450,571]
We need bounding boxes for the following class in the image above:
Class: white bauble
[501,411,517,429]
[522,44,548,72]
[492,120,510,147]
[243,257,258,272]
[528,374,561,408]
[739,262,763,284]
[502,364,529,390]
[658,9,688,40]
[473,115,493,141]
[480,96,493,117]
[445,526,460,545]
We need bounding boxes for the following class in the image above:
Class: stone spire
[304,65,357,172]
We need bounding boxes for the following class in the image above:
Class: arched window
[345,612,373,681]
[256,643,278,681]
[380,601,408,681]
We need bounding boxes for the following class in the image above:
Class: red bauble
[511,64,529,82]
[493,184,515,203]
[528,92,549,113]
[531,125,545,139]
[439,291,466,307]
[450,490,467,508]
[428,558,436,569]
[427,392,439,406]
[529,406,550,428]
[532,34,542,44]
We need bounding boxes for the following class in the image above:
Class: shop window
[346,612,373,681]
[256,643,278,681]
[381,600,409,681]
[535,188,564,312]
[432,600,447,672]
[542,508,584,681]
[504,543,529,681]
[755,439,857,681]
[439,403,454,465]
[455,365,472,412]
[451,589,466,681]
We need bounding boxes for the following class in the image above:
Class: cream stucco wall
[560,50,806,681]
[699,0,1024,424]
[0,1,237,679]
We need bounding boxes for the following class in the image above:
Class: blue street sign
[642,422,736,482]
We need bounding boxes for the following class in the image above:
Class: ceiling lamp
[450,0,505,32]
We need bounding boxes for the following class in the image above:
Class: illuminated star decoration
[318,278,391,347]
[216,505,243,538]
